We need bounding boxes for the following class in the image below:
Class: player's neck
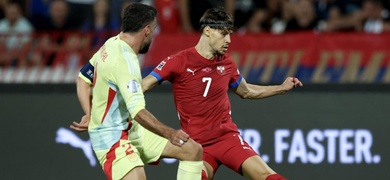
[195,39,216,60]
[119,32,142,55]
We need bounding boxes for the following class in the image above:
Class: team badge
[127,152,138,162]
[122,144,138,162]
[217,66,226,75]
[156,61,166,70]
[127,79,140,93]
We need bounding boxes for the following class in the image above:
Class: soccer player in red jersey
[141,7,303,180]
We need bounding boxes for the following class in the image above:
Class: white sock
[177,160,203,180]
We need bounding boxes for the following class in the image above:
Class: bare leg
[121,166,146,180]
[242,156,277,180]
[203,161,214,180]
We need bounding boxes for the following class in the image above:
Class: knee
[182,139,203,161]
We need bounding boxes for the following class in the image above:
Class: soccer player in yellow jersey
[72,3,203,180]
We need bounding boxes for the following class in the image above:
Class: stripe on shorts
[103,121,132,180]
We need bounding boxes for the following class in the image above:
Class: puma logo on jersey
[55,127,97,167]
[187,68,196,75]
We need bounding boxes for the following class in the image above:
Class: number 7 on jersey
[202,77,212,97]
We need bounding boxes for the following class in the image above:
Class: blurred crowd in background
[0,0,390,68]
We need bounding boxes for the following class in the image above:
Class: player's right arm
[70,77,91,132]
[71,58,95,132]
[77,76,92,117]
[114,54,188,146]
[134,109,189,146]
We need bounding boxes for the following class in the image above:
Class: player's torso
[172,53,238,144]
[90,37,132,129]
[174,56,232,109]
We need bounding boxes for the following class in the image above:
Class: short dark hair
[121,3,157,33]
[199,7,235,33]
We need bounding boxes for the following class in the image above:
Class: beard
[139,40,152,54]
[216,48,227,56]
[216,50,225,56]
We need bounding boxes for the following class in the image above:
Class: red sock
[201,169,208,180]
[265,174,287,180]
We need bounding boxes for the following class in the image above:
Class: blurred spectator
[0,1,33,66]
[28,0,50,18]
[31,0,79,31]
[286,0,318,31]
[319,0,390,33]
[178,0,228,33]
[360,0,390,33]
[83,0,112,32]
[80,0,117,64]
[272,0,318,33]
[232,0,268,34]
[82,0,115,48]
[267,0,287,33]
[65,0,94,29]
[0,0,8,19]
[314,0,362,32]
[344,0,364,14]
[109,0,126,31]
[314,0,344,22]
[30,0,82,67]
[155,0,181,33]
[267,0,286,18]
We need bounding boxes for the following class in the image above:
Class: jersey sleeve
[149,55,183,83]
[112,54,146,119]
[78,55,96,85]
[229,59,243,88]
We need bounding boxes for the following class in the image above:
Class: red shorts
[202,132,258,175]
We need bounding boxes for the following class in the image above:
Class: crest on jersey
[216,66,226,75]
[156,61,166,70]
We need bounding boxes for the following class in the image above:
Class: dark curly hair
[121,3,157,33]
[199,7,235,34]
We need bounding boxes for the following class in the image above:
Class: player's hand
[70,114,90,132]
[170,129,190,147]
[282,77,303,91]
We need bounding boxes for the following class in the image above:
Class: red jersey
[150,47,242,145]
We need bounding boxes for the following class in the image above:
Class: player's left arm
[231,77,303,99]
[142,55,183,93]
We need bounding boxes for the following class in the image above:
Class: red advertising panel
[142,32,390,84]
